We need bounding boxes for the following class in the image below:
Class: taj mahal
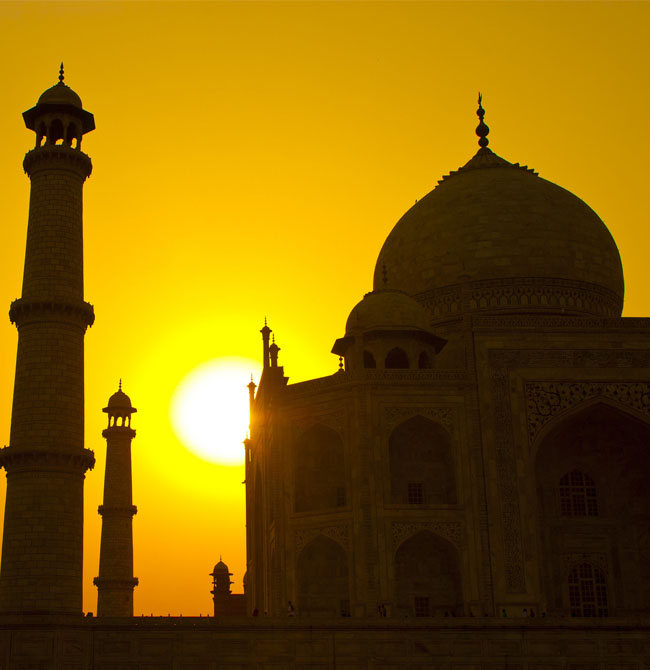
[0,71,648,669]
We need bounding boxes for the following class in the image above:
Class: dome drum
[415,276,624,321]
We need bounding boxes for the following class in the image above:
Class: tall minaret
[94,385,138,616]
[0,66,96,615]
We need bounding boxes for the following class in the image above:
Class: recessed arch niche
[388,415,456,505]
[535,402,650,615]
[296,535,349,617]
[293,424,346,513]
[393,530,462,617]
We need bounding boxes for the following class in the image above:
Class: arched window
[363,350,376,368]
[297,536,349,617]
[389,416,456,505]
[294,425,346,513]
[394,531,462,617]
[559,470,598,517]
[568,563,608,617]
[49,118,64,145]
[385,347,409,369]
[418,351,431,369]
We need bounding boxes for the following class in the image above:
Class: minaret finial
[58,63,64,84]
[476,92,490,149]
[118,379,122,391]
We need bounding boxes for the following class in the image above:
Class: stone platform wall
[0,616,649,670]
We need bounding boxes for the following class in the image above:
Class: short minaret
[210,558,246,616]
[94,384,138,616]
[0,66,96,614]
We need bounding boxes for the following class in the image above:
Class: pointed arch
[385,347,409,369]
[394,531,462,617]
[531,394,650,462]
[49,118,64,144]
[363,350,376,368]
[389,415,456,505]
[294,424,346,513]
[535,402,650,615]
[296,535,349,617]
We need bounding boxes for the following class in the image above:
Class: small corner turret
[210,558,246,616]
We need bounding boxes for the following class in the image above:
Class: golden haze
[0,1,649,616]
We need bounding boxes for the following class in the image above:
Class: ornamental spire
[58,62,64,84]
[476,92,489,149]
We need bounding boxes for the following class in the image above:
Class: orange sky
[0,1,649,616]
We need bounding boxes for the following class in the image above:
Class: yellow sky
[0,1,649,616]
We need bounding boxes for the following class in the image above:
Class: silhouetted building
[246,98,650,620]
[210,559,246,616]
[0,65,95,615]
[1,77,649,668]
[94,385,139,616]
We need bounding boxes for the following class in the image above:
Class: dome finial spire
[476,92,490,149]
[58,62,64,84]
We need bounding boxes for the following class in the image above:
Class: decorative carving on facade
[418,277,622,320]
[489,347,650,595]
[295,525,349,554]
[525,382,650,441]
[383,406,455,433]
[391,521,462,550]
[291,410,346,436]
[489,362,526,593]
[473,315,650,331]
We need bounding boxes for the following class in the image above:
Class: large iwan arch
[535,402,650,616]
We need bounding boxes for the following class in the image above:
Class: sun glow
[170,357,262,465]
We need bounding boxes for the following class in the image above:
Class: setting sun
[170,357,262,466]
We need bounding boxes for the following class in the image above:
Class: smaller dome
[107,389,132,409]
[345,289,433,336]
[37,81,83,109]
[213,560,229,573]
